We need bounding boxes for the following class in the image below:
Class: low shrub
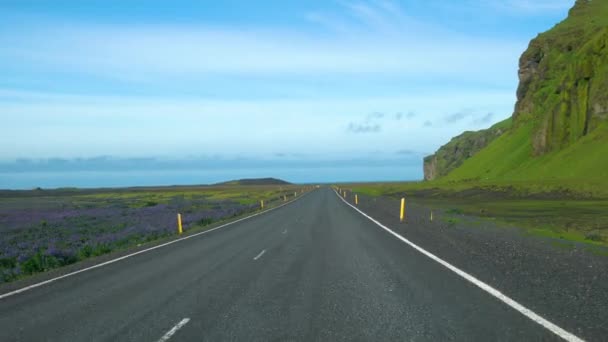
[446,208,465,215]
[199,217,214,226]
[585,232,605,242]
[21,252,60,275]
[0,257,16,269]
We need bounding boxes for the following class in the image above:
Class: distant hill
[215,178,291,186]
[424,0,608,184]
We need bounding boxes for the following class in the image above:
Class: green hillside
[431,0,608,189]
[423,118,511,180]
[444,121,608,182]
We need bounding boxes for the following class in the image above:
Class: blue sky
[0,0,573,185]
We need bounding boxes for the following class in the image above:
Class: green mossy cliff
[424,0,608,182]
[518,0,608,154]
[423,119,511,180]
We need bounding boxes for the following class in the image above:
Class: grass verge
[346,182,608,248]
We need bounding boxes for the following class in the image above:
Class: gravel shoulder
[344,192,608,341]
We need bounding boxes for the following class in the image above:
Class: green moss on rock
[424,0,608,183]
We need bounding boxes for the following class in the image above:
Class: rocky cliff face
[423,119,510,180]
[423,0,608,181]
[423,155,437,181]
[514,0,608,155]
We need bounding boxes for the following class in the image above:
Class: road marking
[334,190,584,342]
[0,190,314,300]
[282,229,288,234]
[253,249,266,261]
[157,318,190,342]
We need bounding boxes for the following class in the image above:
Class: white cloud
[1,26,520,80]
[0,1,523,84]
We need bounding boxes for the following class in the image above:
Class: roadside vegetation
[0,184,301,283]
[349,182,608,248]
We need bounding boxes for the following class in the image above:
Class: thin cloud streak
[0,88,514,159]
[480,0,573,13]
[475,112,495,124]
[0,18,522,82]
[347,123,382,134]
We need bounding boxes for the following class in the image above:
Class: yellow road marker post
[400,198,406,223]
[355,194,359,205]
[177,213,183,235]
[430,210,433,222]
[261,200,264,209]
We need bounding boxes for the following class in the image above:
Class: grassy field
[0,184,305,283]
[349,179,608,199]
[348,181,608,248]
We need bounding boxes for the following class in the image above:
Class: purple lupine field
[0,186,287,283]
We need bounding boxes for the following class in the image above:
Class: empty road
[0,188,569,341]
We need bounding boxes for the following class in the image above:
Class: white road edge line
[334,190,584,342]
[157,318,190,342]
[0,191,313,301]
[253,249,266,261]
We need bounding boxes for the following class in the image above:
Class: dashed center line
[253,249,266,261]
[157,318,190,342]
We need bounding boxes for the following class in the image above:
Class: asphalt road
[0,187,566,341]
